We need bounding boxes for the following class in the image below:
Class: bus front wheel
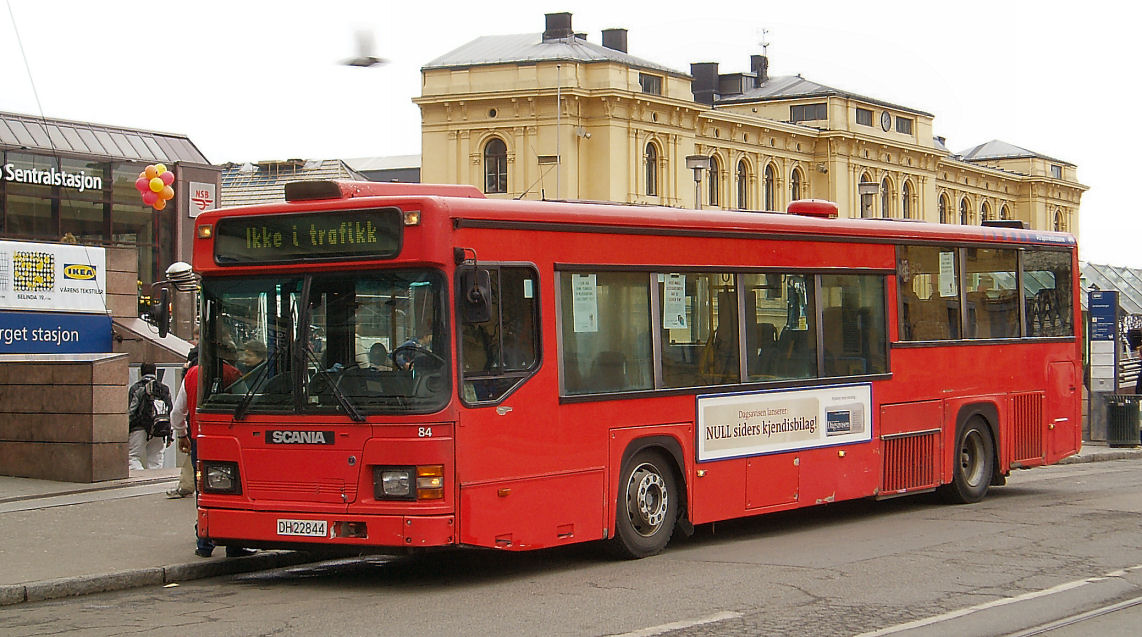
[939,419,994,504]
[609,450,679,559]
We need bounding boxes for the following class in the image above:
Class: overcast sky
[2,1,1136,267]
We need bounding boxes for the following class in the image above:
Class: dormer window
[790,103,827,123]
[1051,165,1062,179]
[895,117,913,135]
[855,108,873,126]
[639,73,662,95]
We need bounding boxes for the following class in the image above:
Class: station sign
[0,310,112,354]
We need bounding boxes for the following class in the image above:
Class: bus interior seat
[592,350,628,392]
[749,323,778,376]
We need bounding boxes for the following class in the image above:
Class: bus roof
[204,180,1076,250]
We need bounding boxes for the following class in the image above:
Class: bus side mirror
[154,287,171,338]
[460,268,491,324]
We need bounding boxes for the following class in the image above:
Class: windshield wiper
[232,362,274,421]
[304,350,366,422]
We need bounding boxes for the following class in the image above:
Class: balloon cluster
[135,164,175,211]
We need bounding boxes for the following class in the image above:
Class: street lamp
[686,155,712,210]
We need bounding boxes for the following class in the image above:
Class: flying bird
[342,29,388,67]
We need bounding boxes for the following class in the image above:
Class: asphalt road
[4,460,1142,637]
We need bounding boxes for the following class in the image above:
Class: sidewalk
[0,468,318,606]
[1,442,1141,607]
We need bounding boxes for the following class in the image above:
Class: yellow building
[416,12,1085,237]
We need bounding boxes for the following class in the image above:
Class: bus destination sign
[214,208,402,264]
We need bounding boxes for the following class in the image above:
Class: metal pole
[556,64,561,200]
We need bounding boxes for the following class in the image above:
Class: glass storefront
[0,150,172,285]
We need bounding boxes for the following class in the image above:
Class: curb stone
[0,551,318,606]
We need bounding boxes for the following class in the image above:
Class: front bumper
[200,508,456,549]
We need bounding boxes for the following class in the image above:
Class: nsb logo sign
[62,264,96,280]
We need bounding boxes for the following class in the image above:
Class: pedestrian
[1130,329,1142,394]
[127,362,172,470]
[169,347,254,558]
[166,347,197,499]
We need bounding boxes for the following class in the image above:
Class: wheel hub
[627,464,668,536]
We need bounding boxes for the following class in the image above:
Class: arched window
[790,167,803,202]
[860,172,874,218]
[764,164,776,210]
[959,198,970,225]
[880,177,891,218]
[707,155,720,207]
[938,193,949,223]
[901,181,913,219]
[1054,209,1066,231]
[1000,205,1009,220]
[483,138,507,194]
[736,160,749,209]
[645,143,658,196]
[980,201,990,224]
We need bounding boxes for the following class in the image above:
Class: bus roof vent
[285,180,486,202]
[787,199,839,218]
[982,219,1026,229]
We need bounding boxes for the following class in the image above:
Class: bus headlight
[373,465,444,501]
[376,467,413,499]
[202,461,242,494]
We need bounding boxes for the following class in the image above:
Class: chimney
[543,12,573,41]
[690,62,719,106]
[750,55,769,86]
[602,28,628,53]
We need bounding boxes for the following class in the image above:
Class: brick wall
[0,353,130,482]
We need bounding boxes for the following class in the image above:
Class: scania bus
[186,180,1080,558]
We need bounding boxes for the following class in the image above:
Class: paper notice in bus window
[523,278,534,299]
[572,273,598,333]
[663,273,687,330]
[938,251,957,297]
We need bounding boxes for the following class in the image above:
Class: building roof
[0,111,211,165]
[422,33,685,77]
[959,140,1073,167]
[220,159,366,207]
[714,74,932,117]
[343,154,421,172]
[1081,262,1142,315]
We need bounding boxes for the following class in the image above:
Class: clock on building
[880,111,892,132]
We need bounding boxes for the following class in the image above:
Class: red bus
[188,180,1080,558]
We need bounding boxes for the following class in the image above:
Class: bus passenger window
[820,274,887,376]
[1023,251,1073,337]
[743,273,817,381]
[559,271,652,395]
[459,266,540,404]
[658,273,739,388]
[898,246,961,341]
[963,248,1018,339]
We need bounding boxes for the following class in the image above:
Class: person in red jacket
[169,347,253,558]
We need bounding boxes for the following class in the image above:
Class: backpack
[140,378,173,442]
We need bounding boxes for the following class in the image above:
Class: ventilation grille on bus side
[881,431,939,493]
[1012,392,1045,463]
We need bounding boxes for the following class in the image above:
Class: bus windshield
[199,269,449,415]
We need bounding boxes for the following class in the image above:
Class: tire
[939,418,995,504]
[608,450,679,559]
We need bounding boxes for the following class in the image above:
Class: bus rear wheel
[609,450,679,559]
[939,419,994,504]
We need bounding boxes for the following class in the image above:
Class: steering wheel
[391,343,446,370]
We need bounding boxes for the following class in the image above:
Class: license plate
[277,519,328,537]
